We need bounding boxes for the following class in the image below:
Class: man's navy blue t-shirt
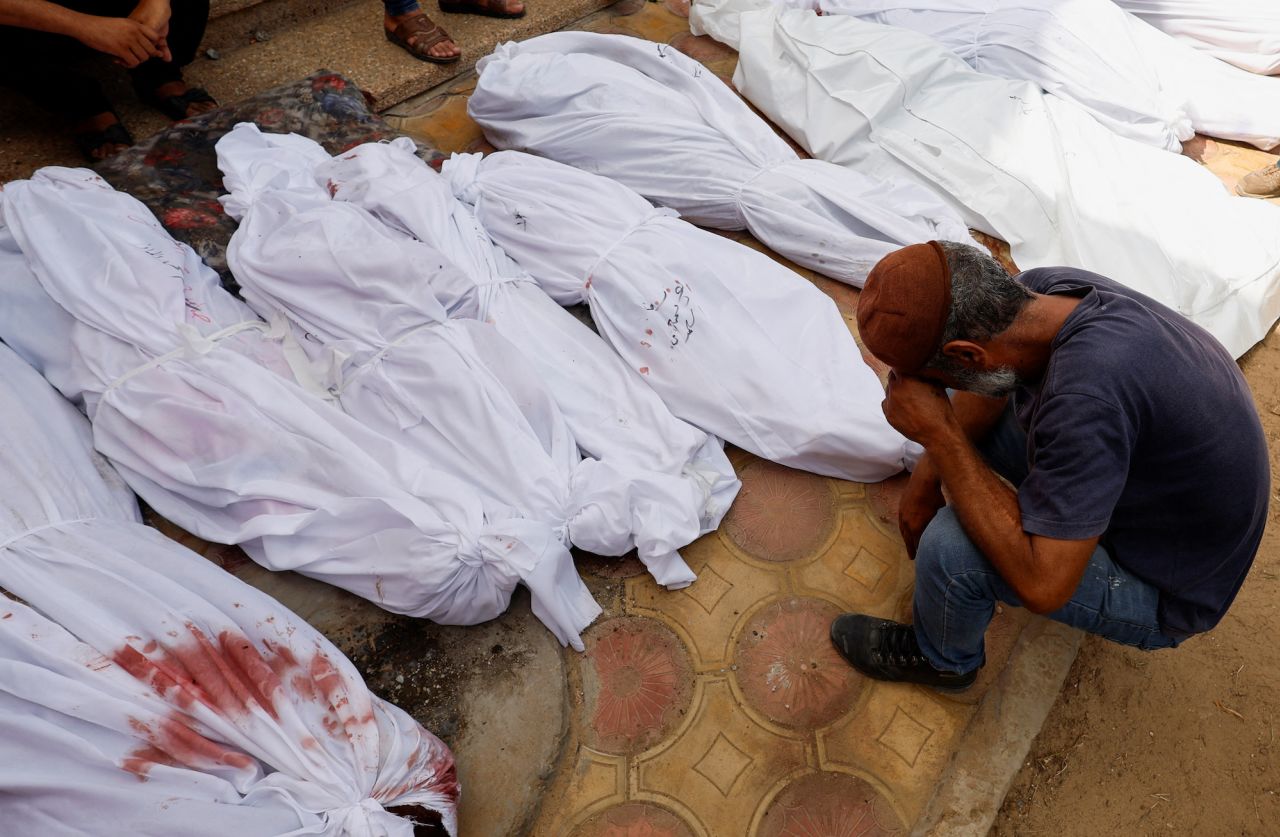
[1011,267,1269,636]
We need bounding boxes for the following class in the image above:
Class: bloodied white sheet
[466,30,971,287]
[443,149,916,482]
[692,0,1280,358]
[0,167,601,651]
[0,342,458,836]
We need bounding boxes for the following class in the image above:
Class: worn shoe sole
[1235,184,1280,200]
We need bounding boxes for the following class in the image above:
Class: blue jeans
[912,405,1183,674]
[384,0,421,15]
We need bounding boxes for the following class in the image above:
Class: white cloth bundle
[0,167,601,651]
[779,0,1193,153]
[1114,0,1280,75]
[314,137,742,584]
[692,0,1280,358]
[1117,9,1280,150]
[466,30,971,287]
[781,0,1280,151]
[216,124,692,591]
[444,149,914,482]
[0,342,458,836]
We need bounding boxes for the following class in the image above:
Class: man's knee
[916,506,988,578]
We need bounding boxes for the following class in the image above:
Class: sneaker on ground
[829,613,978,692]
[1236,161,1280,199]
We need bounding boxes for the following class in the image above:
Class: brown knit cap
[856,241,952,374]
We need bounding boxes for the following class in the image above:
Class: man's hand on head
[881,372,958,448]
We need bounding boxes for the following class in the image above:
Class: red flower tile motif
[571,802,695,837]
[582,618,693,754]
[723,460,837,563]
[757,772,904,836]
[735,598,864,730]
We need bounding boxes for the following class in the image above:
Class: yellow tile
[395,94,484,154]
[818,682,974,823]
[793,509,911,615]
[635,677,809,835]
[629,533,787,670]
[532,747,627,835]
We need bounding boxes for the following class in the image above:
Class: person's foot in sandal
[146,80,219,121]
[72,112,134,162]
[438,0,526,19]
[384,7,461,63]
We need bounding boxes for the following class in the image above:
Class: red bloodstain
[640,341,652,348]
[291,673,318,701]
[645,329,653,336]
[111,624,285,719]
[301,736,320,751]
[2,613,11,620]
[585,277,593,290]
[122,716,254,781]
[639,367,650,375]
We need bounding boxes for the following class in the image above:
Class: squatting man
[830,241,1269,691]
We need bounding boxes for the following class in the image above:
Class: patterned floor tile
[756,770,906,836]
[819,684,973,822]
[721,460,840,564]
[581,617,694,754]
[570,801,697,837]
[630,532,784,670]
[635,677,810,836]
[734,597,867,731]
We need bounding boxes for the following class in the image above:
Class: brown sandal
[438,0,526,19]
[385,14,461,64]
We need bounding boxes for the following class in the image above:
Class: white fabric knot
[439,152,486,206]
[328,797,408,837]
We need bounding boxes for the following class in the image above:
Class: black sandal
[141,86,219,121]
[73,119,134,162]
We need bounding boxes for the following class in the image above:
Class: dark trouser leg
[130,0,211,93]
[911,402,1181,673]
[0,26,112,121]
[383,0,423,14]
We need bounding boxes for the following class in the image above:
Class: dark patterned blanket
[96,71,444,294]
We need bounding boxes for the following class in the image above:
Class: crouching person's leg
[832,507,1180,693]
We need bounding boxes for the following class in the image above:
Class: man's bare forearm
[913,392,1008,481]
[0,0,89,37]
[925,420,1040,598]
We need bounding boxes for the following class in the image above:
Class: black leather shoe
[829,613,978,692]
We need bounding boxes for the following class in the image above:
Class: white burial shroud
[1113,0,1280,75]
[216,123,695,591]
[0,167,601,651]
[314,137,742,561]
[781,0,1280,151]
[444,149,915,483]
[778,0,1194,153]
[0,343,458,837]
[466,30,971,287]
[691,0,1280,358]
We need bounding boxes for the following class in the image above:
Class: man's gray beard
[948,365,1021,398]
